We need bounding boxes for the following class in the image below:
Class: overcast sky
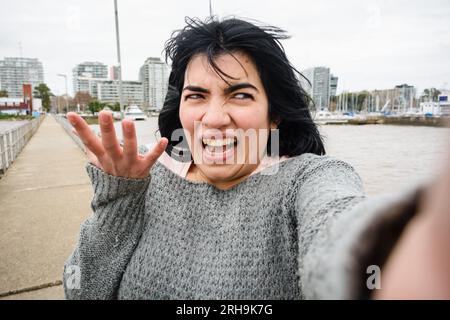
[1,0,449,96]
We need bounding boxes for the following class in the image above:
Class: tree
[72,91,93,111]
[87,100,106,115]
[357,91,370,111]
[422,88,441,102]
[33,83,53,112]
[329,95,337,112]
[111,102,121,112]
[0,90,8,97]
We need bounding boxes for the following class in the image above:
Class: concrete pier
[0,116,91,299]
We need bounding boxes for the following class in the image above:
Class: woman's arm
[63,165,151,299]
[374,153,450,299]
[295,155,422,299]
[63,111,168,299]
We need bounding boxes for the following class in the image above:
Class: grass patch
[83,117,99,125]
[0,114,34,121]
[82,117,120,125]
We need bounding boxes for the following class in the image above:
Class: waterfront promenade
[0,116,91,299]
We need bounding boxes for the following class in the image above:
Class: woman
[65,17,449,299]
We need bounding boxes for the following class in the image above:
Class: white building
[301,67,332,110]
[0,57,44,98]
[96,80,143,106]
[0,98,26,115]
[139,57,169,110]
[419,91,450,116]
[72,62,108,95]
[420,101,440,115]
[438,91,450,116]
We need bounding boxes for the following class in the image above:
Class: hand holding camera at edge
[66,110,168,179]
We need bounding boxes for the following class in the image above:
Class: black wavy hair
[159,17,325,161]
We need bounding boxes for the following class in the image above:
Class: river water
[91,118,450,196]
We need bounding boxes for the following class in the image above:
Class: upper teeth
[202,138,235,147]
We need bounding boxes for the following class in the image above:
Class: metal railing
[52,114,86,153]
[0,115,45,175]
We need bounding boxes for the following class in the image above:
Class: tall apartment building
[109,65,120,80]
[0,57,44,98]
[139,57,169,110]
[301,66,332,110]
[96,80,143,106]
[330,74,338,97]
[72,62,108,95]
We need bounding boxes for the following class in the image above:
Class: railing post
[0,135,6,173]
[14,129,18,160]
[6,131,11,166]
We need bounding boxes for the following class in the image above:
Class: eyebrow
[182,82,259,95]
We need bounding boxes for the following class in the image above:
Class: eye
[184,94,204,101]
[233,93,254,100]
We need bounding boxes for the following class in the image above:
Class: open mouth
[201,137,238,162]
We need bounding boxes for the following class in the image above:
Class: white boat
[124,105,147,121]
[314,111,350,124]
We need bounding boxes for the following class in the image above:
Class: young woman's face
[179,52,276,188]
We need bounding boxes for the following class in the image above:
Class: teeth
[202,138,235,147]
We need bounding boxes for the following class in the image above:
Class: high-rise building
[0,57,44,98]
[330,74,338,97]
[139,57,169,110]
[72,62,108,95]
[301,66,332,110]
[109,65,120,80]
[96,80,143,106]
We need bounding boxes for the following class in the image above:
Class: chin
[198,163,243,182]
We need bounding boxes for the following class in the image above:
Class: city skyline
[1,0,449,96]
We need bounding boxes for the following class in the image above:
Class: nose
[202,98,231,129]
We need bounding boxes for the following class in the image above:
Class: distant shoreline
[346,116,449,128]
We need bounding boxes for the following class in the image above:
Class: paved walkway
[0,116,91,299]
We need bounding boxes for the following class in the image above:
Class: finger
[99,111,122,159]
[67,112,105,159]
[143,137,168,169]
[86,147,102,168]
[122,119,138,162]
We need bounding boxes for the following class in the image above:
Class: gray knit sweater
[63,153,420,299]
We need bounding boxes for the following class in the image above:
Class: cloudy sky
[1,0,449,96]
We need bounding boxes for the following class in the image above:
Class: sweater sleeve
[63,163,151,300]
[295,155,421,299]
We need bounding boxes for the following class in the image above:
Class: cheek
[179,105,200,134]
[231,106,270,130]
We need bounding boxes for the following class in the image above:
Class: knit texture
[63,153,420,299]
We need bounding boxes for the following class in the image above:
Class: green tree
[87,100,106,114]
[422,88,441,102]
[0,90,8,97]
[357,91,369,111]
[111,102,121,112]
[33,83,53,112]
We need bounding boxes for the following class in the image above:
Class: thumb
[143,138,169,170]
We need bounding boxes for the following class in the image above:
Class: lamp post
[57,73,68,113]
[114,0,124,119]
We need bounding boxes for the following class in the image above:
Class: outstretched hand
[375,150,450,299]
[67,111,168,179]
